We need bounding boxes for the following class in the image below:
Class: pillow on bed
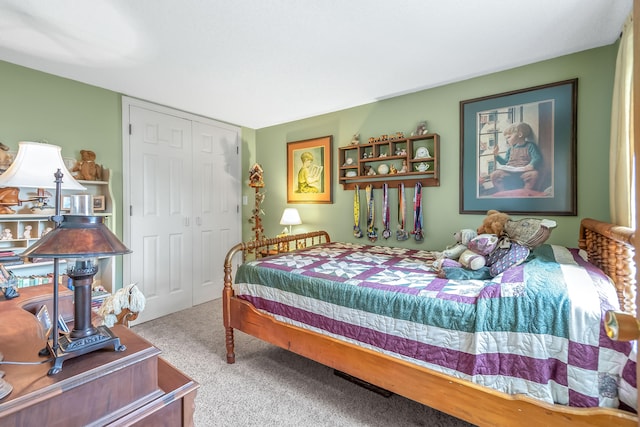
[504,218,557,248]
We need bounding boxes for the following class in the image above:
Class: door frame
[121,96,242,291]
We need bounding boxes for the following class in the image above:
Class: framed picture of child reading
[286,136,333,204]
[459,79,577,215]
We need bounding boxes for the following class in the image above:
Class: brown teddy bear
[71,150,102,181]
[477,209,510,236]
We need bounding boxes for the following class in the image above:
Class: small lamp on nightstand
[279,208,302,234]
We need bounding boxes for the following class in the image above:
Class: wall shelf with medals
[337,134,440,190]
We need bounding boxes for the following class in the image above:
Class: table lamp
[0,141,131,375]
[279,208,302,234]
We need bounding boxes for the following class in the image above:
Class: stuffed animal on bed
[477,209,510,236]
[440,228,477,260]
[435,210,556,279]
[458,234,499,270]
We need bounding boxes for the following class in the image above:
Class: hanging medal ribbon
[396,183,409,241]
[382,183,391,239]
[412,182,424,242]
[353,185,363,238]
[366,184,377,242]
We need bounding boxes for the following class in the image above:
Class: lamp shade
[21,215,131,258]
[0,141,85,190]
[279,208,302,226]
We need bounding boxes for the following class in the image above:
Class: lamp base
[44,325,126,375]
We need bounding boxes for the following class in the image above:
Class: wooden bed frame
[223,219,637,427]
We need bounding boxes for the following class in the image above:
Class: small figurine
[400,159,408,173]
[1,229,12,240]
[41,227,53,237]
[389,164,398,174]
[412,121,428,136]
[350,133,360,145]
[23,225,32,239]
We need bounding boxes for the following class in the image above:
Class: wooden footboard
[223,222,637,427]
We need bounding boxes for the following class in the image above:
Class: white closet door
[192,121,241,305]
[128,105,194,322]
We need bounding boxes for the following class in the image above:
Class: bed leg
[225,326,236,364]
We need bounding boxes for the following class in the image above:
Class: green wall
[0,60,124,285]
[254,44,618,249]
[0,41,620,285]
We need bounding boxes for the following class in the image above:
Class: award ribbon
[353,185,363,238]
[396,183,409,241]
[366,184,377,242]
[382,183,391,239]
[412,182,424,242]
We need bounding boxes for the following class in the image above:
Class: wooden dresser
[0,285,198,426]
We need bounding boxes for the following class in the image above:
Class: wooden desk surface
[0,285,198,426]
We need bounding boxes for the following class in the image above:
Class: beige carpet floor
[132,299,475,427]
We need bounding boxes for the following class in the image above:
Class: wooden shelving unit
[338,134,440,190]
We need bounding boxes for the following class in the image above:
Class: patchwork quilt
[234,242,637,410]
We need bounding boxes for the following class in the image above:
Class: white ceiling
[0,0,632,129]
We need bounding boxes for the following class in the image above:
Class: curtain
[610,13,634,227]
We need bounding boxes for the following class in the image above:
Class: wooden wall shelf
[338,134,440,190]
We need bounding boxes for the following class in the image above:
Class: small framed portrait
[286,135,333,204]
[92,195,106,211]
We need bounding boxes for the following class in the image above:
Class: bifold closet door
[191,121,241,305]
[128,105,194,322]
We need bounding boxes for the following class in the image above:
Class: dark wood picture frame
[459,79,578,215]
[287,136,333,204]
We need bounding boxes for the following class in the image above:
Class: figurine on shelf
[23,225,32,239]
[389,164,398,174]
[400,159,408,173]
[0,142,13,174]
[41,227,53,237]
[412,121,428,136]
[1,229,12,240]
[350,133,360,145]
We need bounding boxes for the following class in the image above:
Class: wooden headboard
[579,218,636,314]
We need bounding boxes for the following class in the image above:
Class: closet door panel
[128,106,194,321]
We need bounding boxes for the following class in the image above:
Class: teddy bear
[71,150,102,181]
[439,228,477,260]
[477,209,510,236]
